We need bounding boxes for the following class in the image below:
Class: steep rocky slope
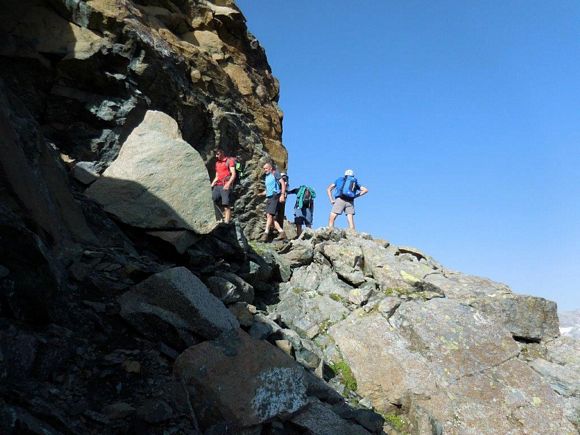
[1,1,579,434]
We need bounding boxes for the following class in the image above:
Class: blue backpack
[334,175,359,199]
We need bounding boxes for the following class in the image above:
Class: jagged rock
[423,270,512,300]
[329,311,436,410]
[72,161,100,185]
[470,294,559,341]
[214,271,254,304]
[348,285,373,306]
[273,288,349,339]
[290,262,353,301]
[279,239,314,266]
[174,329,308,428]
[0,82,97,251]
[530,337,580,428]
[320,242,366,286]
[118,267,239,344]
[228,302,255,327]
[147,230,200,254]
[275,340,292,356]
[291,399,371,435]
[329,299,575,434]
[86,111,217,234]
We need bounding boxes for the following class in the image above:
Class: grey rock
[215,271,254,304]
[279,239,314,266]
[86,111,217,234]
[147,230,200,254]
[118,267,239,342]
[423,271,512,300]
[320,242,366,286]
[471,294,559,341]
[72,161,100,185]
[348,285,373,306]
[274,289,349,339]
[291,399,371,435]
[175,329,308,427]
[228,302,255,327]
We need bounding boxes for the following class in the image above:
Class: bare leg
[328,212,338,228]
[296,224,302,237]
[223,206,231,224]
[346,214,355,230]
[265,214,273,233]
[272,217,284,233]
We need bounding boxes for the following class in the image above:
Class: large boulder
[174,329,308,428]
[328,299,575,434]
[470,294,559,341]
[118,267,238,346]
[86,111,217,234]
[529,337,580,429]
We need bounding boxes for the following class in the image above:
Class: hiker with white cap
[326,169,368,230]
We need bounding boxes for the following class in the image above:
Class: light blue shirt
[265,172,280,197]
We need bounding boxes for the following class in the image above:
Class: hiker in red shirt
[210,148,236,223]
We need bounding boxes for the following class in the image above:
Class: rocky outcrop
[266,229,577,434]
[1,1,578,434]
[1,0,287,238]
[86,110,217,234]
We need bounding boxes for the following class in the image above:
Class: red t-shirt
[215,157,234,186]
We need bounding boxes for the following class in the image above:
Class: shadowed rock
[86,111,217,234]
[174,329,308,428]
[119,267,239,344]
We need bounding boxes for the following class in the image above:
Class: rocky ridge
[1,1,579,434]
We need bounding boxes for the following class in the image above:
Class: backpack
[296,185,315,208]
[226,157,244,185]
[334,175,359,199]
[302,188,312,207]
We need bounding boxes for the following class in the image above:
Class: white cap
[344,169,354,176]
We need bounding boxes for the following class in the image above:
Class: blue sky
[237,0,580,310]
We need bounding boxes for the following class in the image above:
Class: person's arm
[210,173,218,187]
[279,177,287,203]
[357,186,369,197]
[327,183,336,204]
[287,188,299,195]
[224,162,236,190]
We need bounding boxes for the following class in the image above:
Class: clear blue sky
[237,0,580,310]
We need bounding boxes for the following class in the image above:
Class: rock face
[1,1,577,434]
[269,229,578,434]
[1,0,287,238]
[174,329,308,428]
[86,110,217,234]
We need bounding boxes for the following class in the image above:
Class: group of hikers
[211,148,368,241]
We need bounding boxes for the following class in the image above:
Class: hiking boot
[274,231,287,241]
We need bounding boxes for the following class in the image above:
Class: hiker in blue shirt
[288,185,315,237]
[326,169,368,230]
[258,162,287,241]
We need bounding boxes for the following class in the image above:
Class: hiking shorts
[265,194,280,215]
[294,206,313,226]
[331,197,355,215]
[212,185,232,207]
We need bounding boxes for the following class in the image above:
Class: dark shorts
[212,185,232,207]
[294,207,313,226]
[266,194,280,215]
